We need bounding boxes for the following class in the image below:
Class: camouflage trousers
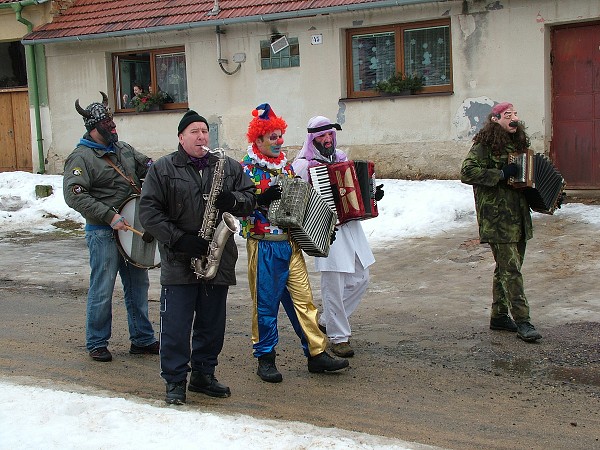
[488,241,530,323]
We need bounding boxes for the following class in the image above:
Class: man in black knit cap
[139,110,255,404]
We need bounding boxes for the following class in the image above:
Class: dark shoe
[308,351,349,373]
[490,315,517,332]
[331,341,355,358]
[318,323,327,334]
[257,351,283,383]
[516,321,542,342]
[165,380,186,405]
[188,372,231,398]
[130,341,159,355]
[89,347,112,362]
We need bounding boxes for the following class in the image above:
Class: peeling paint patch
[459,14,477,39]
[486,1,504,11]
[453,97,496,140]
[336,102,346,126]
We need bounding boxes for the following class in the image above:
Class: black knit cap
[178,110,209,135]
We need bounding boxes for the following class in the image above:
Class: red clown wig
[246,103,287,143]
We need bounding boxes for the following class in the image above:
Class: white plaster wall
[0,5,50,41]
[40,0,600,178]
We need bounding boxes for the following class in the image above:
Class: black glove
[256,185,282,206]
[556,191,566,209]
[214,191,236,212]
[375,184,384,201]
[501,163,519,180]
[330,227,338,245]
[141,231,154,243]
[173,234,209,257]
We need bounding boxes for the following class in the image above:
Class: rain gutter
[21,0,441,45]
[3,0,51,174]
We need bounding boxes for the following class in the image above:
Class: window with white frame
[113,47,188,111]
[346,19,452,98]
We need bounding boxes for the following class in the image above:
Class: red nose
[276,137,284,146]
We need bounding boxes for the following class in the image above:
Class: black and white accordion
[508,149,566,214]
[267,175,337,257]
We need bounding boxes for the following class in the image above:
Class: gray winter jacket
[139,146,255,285]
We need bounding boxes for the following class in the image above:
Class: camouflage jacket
[460,142,532,243]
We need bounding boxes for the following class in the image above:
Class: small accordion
[508,149,566,214]
[267,175,337,257]
[308,160,379,225]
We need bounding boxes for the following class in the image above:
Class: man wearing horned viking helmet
[63,92,159,362]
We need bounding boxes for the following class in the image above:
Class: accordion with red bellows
[309,160,379,225]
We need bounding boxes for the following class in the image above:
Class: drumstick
[124,225,144,237]
[124,225,155,243]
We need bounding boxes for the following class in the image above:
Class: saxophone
[191,147,240,280]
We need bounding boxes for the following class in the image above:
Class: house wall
[41,0,600,178]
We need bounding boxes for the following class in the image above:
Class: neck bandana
[189,153,210,171]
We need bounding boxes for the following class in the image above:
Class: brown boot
[331,341,355,357]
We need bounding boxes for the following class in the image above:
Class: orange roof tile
[22,0,432,43]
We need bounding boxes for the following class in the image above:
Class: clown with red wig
[239,103,349,383]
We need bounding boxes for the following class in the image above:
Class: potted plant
[375,72,424,96]
[130,90,169,112]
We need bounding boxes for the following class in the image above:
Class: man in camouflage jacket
[461,102,542,343]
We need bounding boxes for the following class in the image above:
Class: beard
[97,124,118,144]
[314,140,335,157]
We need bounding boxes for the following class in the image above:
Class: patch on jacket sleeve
[72,167,83,176]
[71,185,85,195]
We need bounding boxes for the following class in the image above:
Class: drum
[115,195,160,269]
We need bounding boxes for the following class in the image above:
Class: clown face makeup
[255,130,284,158]
[313,131,335,157]
[96,118,118,144]
[492,106,519,133]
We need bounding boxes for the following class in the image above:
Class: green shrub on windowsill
[375,72,424,95]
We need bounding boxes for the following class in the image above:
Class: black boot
[490,315,517,332]
[257,350,283,383]
[307,351,349,373]
[165,380,186,405]
[516,321,542,342]
[188,371,231,398]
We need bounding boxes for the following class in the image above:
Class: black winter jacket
[139,146,255,285]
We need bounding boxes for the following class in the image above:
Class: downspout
[11,1,45,174]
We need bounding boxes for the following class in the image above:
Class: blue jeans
[85,227,156,351]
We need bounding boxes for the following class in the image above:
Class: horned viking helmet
[75,91,112,131]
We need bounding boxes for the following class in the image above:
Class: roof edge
[0,0,51,9]
[21,0,441,45]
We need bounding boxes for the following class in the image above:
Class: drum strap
[102,155,141,194]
